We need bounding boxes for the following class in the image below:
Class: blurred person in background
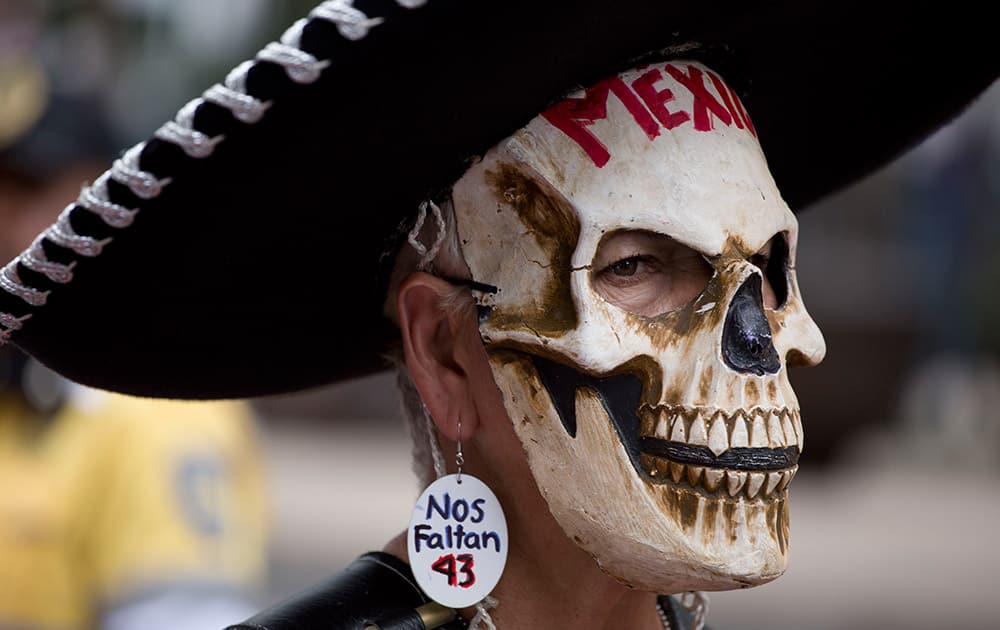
[0,7,270,628]
[0,348,268,630]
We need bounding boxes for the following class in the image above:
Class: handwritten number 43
[432,553,476,588]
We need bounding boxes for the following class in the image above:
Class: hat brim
[1,0,996,398]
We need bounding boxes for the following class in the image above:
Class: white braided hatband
[0,0,428,343]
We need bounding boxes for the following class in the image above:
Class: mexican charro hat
[0,1,995,399]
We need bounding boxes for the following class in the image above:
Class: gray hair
[384,198,475,489]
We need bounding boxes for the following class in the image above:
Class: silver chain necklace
[656,601,672,630]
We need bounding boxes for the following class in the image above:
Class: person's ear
[396,272,479,442]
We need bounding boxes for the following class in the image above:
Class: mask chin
[486,349,790,593]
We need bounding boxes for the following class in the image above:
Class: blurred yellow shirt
[0,390,267,629]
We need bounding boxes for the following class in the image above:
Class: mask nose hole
[722,274,780,375]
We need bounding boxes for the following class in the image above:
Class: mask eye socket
[750,233,789,310]
[591,230,713,318]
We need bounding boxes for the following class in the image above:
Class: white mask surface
[452,60,825,592]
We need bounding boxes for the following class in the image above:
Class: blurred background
[1,2,998,628]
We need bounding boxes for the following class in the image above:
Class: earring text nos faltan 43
[408,416,509,615]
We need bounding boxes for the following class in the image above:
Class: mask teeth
[750,413,769,447]
[746,472,765,498]
[729,413,749,448]
[764,471,783,495]
[703,469,725,492]
[687,412,709,447]
[686,465,704,487]
[767,410,786,447]
[793,413,804,451]
[642,454,798,500]
[640,405,801,452]
[655,409,670,438]
[777,467,796,491]
[707,413,729,456]
[647,456,669,480]
[782,414,797,447]
[669,462,685,484]
[726,471,747,497]
[669,413,686,442]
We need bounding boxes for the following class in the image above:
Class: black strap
[226,552,467,630]
[438,275,499,294]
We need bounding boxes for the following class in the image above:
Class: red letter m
[541,77,659,168]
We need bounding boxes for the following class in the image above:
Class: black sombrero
[0,1,995,399]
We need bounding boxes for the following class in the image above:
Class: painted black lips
[531,354,798,474]
[640,438,798,471]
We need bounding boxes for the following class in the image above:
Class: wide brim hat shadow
[0,1,996,399]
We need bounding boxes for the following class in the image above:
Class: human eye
[601,254,659,282]
[591,230,712,317]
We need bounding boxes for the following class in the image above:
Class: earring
[407,414,509,610]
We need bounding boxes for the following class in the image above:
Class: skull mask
[451,60,825,593]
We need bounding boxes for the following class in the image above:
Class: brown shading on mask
[744,378,760,407]
[614,234,781,353]
[485,163,580,336]
[487,349,555,430]
[766,380,779,404]
[619,271,728,352]
[767,501,790,554]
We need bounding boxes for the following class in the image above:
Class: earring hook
[456,416,464,484]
